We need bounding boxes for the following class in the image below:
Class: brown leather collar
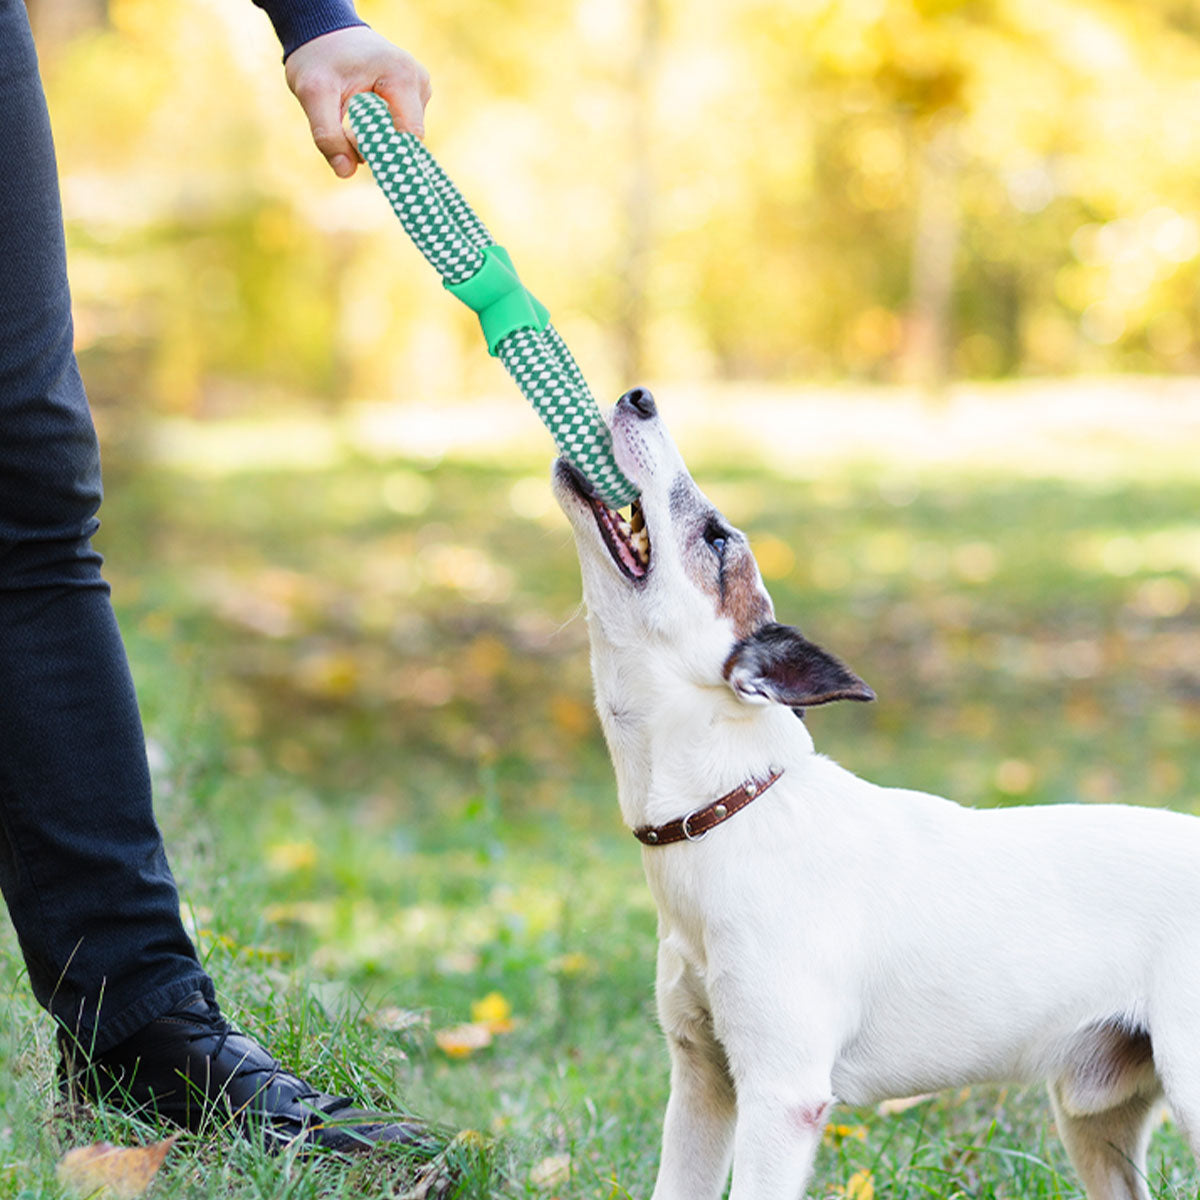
[633,769,784,846]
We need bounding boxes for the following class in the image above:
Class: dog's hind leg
[1146,958,1200,1171]
[1049,1023,1161,1200]
[1049,1083,1158,1200]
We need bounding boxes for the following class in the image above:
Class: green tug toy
[348,92,639,510]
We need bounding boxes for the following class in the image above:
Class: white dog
[551,386,1200,1200]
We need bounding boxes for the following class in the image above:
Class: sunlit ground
[2,379,1199,1198]
[139,376,1200,483]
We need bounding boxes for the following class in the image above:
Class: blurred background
[7,1,1200,1192]
[32,0,1200,414]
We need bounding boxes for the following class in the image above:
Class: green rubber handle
[444,245,550,356]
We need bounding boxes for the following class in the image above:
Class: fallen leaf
[530,1153,572,1189]
[876,1092,936,1115]
[435,1022,493,1058]
[470,991,514,1033]
[823,1122,868,1144]
[396,1131,488,1200]
[57,1136,177,1199]
[395,1160,454,1200]
[364,1005,429,1033]
[844,1168,875,1200]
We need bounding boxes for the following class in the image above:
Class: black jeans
[0,0,212,1052]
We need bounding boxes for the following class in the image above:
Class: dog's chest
[643,842,780,978]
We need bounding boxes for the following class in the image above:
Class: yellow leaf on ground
[823,1122,868,1144]
[396,1131,489,1200]
[470,991,514,1033]
[876,1092,936,1115]
[57,1136,177,1199]
[844,1169,875,1200]
[435,1022,493,1058]
[363,1005,428,1033]
[530,1153,572,1189]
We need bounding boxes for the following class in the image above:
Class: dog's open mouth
[560,461,651,581]
[594,495,650,580]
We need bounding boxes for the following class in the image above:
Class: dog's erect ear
[723,623,875,708]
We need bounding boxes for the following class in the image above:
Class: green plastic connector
[445,244,550,356]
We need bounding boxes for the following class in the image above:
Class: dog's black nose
[619,386,656,419]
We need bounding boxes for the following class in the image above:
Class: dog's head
[552,387,874,719]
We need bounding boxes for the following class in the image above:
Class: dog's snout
[619,386,657,420]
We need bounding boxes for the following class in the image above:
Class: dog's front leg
[720,992,836,1200]
[727,1081,832,1200]
[650,949,737,1200]
[650,1030,737,1200]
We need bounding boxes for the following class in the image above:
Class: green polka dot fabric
[348,92,639,508]
[496,329,638,508]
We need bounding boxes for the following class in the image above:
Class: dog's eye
[704,521,728,558]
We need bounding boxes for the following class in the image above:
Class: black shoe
[59,991,440,1155]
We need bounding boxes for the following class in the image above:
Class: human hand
[284,26,431,178]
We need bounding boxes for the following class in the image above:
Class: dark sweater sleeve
[252,0,367,59]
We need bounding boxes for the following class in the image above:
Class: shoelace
[178,1004,337,1118]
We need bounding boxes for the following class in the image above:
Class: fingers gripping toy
[348,92,639,509]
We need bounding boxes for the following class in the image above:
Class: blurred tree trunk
[25,0,107,49]
[616,0,662,387]
[900,120,960,393]
[995,265,1022,376]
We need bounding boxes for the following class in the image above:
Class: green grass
[1,428,1198,1197]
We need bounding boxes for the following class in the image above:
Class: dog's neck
[588,625,813,830]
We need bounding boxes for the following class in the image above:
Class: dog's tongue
[613,531,646,577]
